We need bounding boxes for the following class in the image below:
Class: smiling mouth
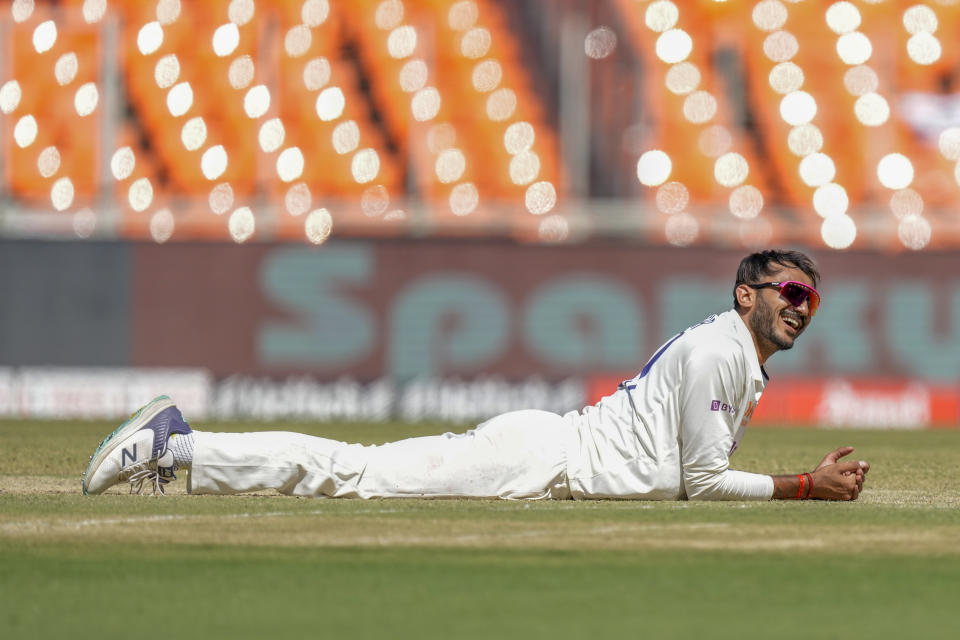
[781,313,803,331]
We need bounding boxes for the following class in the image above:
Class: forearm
[685,468,774,500]
[771,473,814,500]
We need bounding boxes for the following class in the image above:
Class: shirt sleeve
[678,346,774,501]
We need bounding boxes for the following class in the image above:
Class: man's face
[743,265,816,356]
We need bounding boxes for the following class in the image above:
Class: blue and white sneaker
[82,395,192,495]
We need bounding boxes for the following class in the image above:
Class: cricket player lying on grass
[83,249,868,502]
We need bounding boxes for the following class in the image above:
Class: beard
[749,294,795,353]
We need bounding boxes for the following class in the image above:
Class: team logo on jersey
[710,400,736,415]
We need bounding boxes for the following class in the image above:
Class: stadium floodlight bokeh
[2,0,960,249]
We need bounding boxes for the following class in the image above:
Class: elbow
[683,471,726,501]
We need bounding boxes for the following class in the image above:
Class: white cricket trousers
[187,410,575,499]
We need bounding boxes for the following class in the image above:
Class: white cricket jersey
[564,309,775,500]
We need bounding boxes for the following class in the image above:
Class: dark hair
[733,249,820,310]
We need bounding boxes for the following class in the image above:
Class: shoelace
[126,463,176,495]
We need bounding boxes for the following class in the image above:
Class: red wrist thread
[795,474,805,500]
[804,472,814,499]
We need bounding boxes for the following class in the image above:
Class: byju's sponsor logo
[710,400,736,415]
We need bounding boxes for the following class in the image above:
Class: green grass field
[2,419,960,639]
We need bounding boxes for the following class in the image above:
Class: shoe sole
[81,395,174,495]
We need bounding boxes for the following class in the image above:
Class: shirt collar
[726,309,766,385]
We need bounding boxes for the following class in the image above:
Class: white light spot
[55,53,79,86]
[150,209,175,243]
[763,31,798,62]
[209,183,234,214]
[637,150,672,186]
[302,0,330,27]
[752,0,788,31]
[259,118,285,152]
[768,62,804,94]
[111,147,136,180]
[167,82,193,117]
[14,115,38,148]
[714,152,749,187]
[903,5,938,34]
[525,181,557,215]
[787,124,823,156]
[201,145,228,180]
[655,29,692,64]
[486,88,517,121]
[877,153,914,190]
[436,148,467,183]
[128,178,154,212]
[12,0,33,23]
[0,81,22,114]
[137,22,163,55]
[316,86,345,121]
[229,56,255,90]
[821,214,857,249]
[412,87,442,121]
[504,122,535,154]
[656,181,689,214]
[461,27,491,59]
[285,183,312,216]
[938,127,960,160]
[509,151,541,185]
[585,26,617,59]
[890,188,923,219]
[303,57,332,91]
[305,208,334,244]
[538,215,569,243]
[33,20,57,54]
[228,0,255,26]
[449,182,479,215]
[836,32,872,65]
[399,59,429,93]
[472,59,502,93]
[181,117,208,151]
[843,65,878,96]
[37,146,61,177]
[813,183,848,218]
[229,207,255,243]
[244,85,271,119]
[825,2,861,34]
[83,0,107,23]
[699,125,733,157]
[155,54,180,88]
[682,90,717,124]
[898,214,931,250]
[729,185,763,219]
[361,185,390,217]
[51,177,74,211]
[665,212,698,247]
[375,0,404,30]
[645,1,679,32]
[665,62,700,95]
[285,25,312,58]
[74,83,99,117]
[907,33,942,65]
[854,92,889,126]
[351,148,380,183]
[213,23,240,57]
[448,1,478,31]
[799,152,836,187]
[73,208,96,238]
[156,0,181,25]
[332,120,360,154]
[276,147,305,182]
[780,91,817,125]
[388,26,418,59]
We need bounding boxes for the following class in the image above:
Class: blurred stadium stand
[2,0,960,249]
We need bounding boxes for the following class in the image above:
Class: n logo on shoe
[121,444,138,467]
